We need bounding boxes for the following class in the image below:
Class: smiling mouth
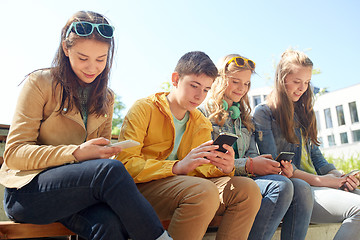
[84,73,96,78]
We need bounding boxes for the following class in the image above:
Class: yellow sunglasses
[227,56,256,70]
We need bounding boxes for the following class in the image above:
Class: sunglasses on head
[227,56,256,70]
[65,21,114,39]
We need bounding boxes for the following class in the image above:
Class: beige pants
[137,175,261,240]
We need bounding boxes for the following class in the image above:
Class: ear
[171,72,180,87]
[62,41,69,57]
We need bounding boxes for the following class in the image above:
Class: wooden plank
[0,221,75,239]
[0,125,10,130]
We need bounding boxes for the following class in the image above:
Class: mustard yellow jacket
[115,92,233,183]
[0,70,114,188]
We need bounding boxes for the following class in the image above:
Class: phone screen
[275,152,295,162]
[213,133,238,153]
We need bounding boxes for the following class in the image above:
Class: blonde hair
[267,49,319,145]
[203,54,254,131]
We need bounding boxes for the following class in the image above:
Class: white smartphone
[344,169,360,177]
[106,140,140,149]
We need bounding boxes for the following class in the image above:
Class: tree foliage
[111,94,126,136]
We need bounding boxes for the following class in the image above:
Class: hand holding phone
[106,140,140,149]
[344,169,360,177]
[275,152,295,162]
[212,132,238,153]
[340,169,360,190]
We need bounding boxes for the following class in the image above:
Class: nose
[194,88,206,100]
[237,83,247,93]
[86,61,97,73]
[298,82,307,91]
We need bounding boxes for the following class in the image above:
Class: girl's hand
[341,174,360,192]
[250,154,281,176]
[209,144,235,174]
[172,140,217,175]
[73,137,122,162]
[280,160,293,178]
[319,174,347,189]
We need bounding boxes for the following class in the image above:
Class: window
[327,134,336,146]
[349,102,359,123]
[315,111,321,130]
[352,130,360,142]
[318,137,323,148]
[336,105,346,126]
[324,108,333,128]
[253,95,261,107]
[340,132,348,144]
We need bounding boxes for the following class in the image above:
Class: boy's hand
[209,144,235,174]
[172,140,218,175]
[73,137,122,162]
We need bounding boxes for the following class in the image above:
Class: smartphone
[106,140,140,149]
[340,170,360,190]
[344,169,360,177]
[212,132,238,153]
[275,152,295,162]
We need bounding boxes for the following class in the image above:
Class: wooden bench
[0,217,221,240]
[0,221,76,239]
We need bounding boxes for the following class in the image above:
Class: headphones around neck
[222,100,241,119]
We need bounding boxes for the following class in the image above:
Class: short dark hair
[174,51,218,80]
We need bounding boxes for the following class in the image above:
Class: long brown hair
[267,49,319,145]
[204,54,254,131]
[51,11,115,117]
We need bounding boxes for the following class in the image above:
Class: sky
[1,0,359,125]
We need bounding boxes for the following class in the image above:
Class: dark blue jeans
[4,159,164,240]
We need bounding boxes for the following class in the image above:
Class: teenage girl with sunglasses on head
[253,49,360,240]
[199,54,314,240]
[0,11,171,240]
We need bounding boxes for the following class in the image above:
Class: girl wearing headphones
[199,54,313,240]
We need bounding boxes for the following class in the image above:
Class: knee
[185,179,220,212]
[272,175,294,201]
[233,177,262,208]
[257,175,294,204]
[94,159,130,179]
[292,178,314,210]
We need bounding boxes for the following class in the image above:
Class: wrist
[246,157,256,177]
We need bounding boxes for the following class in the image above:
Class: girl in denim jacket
[253,49,360,240]
[199,54,313,240]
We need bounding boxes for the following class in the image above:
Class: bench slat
[0,221,75,239]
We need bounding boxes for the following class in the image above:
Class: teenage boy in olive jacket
[115,51,261,240]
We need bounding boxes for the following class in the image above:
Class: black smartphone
[212,132,238,153]
[275,152,295,162]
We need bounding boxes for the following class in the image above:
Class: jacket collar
[151,92,204,121]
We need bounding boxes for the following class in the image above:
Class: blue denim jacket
[253,103,336,175]
[198,105,258,176]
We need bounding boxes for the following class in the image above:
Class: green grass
[326,153,360,174]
